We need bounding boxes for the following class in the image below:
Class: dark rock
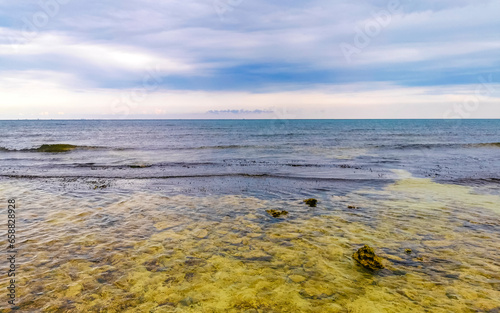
[303,198,318,207]
[353,245,384,270]
[266,209,288,218]
[405,249,412,254]
[129,164,152,168]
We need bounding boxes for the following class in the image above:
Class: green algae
[36,144,77,153]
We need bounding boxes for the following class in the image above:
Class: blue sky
[0,0,499,119]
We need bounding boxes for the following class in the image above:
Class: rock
[353,245,384,270]
[266,209,288,218]
[303,198,318,207]
[129,164,152,168]
[405,248,412,254]
[347,205,358,209]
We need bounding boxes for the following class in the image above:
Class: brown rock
[303,198,318,207]
[353,245,384,270]
[266,209,288,218]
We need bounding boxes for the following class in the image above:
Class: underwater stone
[353,245,384,270]
[347,205,359,209]
[129,164,152,168]
[405,249,412,254]
[266,209,288,218]
[303,198,318,207]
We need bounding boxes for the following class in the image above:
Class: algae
[36,144,77,153]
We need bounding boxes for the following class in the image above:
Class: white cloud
[0,74,498,119]
[0,0,499,117]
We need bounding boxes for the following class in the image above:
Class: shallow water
[1,171,499,312]
[0,120,499,312]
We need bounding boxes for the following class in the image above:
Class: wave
[374,142,500,150]
[0,173,388,182]
[54,160,340,169]
[437,177,500,186]
[187,145,258,150]
[469,142,500,148]
[0,144,104,153]
[2,142,498,154]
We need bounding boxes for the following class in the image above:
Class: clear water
[0,120,499,312]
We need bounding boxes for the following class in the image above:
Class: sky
[0,0,499,119]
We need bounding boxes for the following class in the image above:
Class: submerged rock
[347,205,359,209]
[353,245,384,270]
[303,198,318,207]
[266,209,288,218]
[405,248,412,254]
[129,164,152,168]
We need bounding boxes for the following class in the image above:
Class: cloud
[0,0,499,117]
[207,109,274,114]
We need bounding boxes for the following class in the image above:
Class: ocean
[0,119,499,312]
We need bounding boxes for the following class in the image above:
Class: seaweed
[36,144,77,153]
